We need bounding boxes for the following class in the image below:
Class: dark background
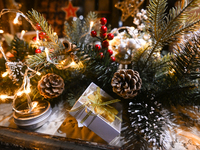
[0,0,181,37]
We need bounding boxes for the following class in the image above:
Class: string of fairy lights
[0,9,93,114]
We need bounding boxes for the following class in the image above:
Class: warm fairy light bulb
[24,88,31,94]
[36,72,41,76]
[0,95,8,99]
[61,59,66,65]
[0,30,4,33]
[169,68,175,75]
[20,30,26,39]
[31,101,38,110]
[90,21,94,28]
[17,91,24,96]
[24,78,31,94]
[35,30,40,44]
[0,95,14,99]
[2,71,8,77]
[13,13,20,24]
[70,61,76,66]
[53,32,57,36]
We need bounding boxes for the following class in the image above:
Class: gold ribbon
[70,87,121,124]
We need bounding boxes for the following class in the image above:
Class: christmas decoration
[107,49,113,56]
[99,52,103,59]
[110,56,115,62]
[102,40,109,48]
[100,32,107,38]
[115,0,145,21]
[1,0,200,149]
[100,25,107,33]
[95,44,101,50]
[91,30,97,37]
[35,23,42,30]
[107,33,114,40]
[35,49,41,54]
[109,15,151,65]
[100,17,107,25]
[6,61,27,84]
[69,82,122,143]
[37,73,65,99]
[111,69,142,99]
[62,1,79,20]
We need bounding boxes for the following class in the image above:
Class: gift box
[69,82,122,143]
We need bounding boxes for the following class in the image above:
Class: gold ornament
[37,73,65,99]
[115,0,145,22]
[111,69,142,99]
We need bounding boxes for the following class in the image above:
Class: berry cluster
[33,23,49,54]
[90,18,115,62]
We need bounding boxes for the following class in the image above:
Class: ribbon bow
[70,87,121,124]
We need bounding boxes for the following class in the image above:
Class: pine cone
[111,69,142,99]
[6,61,27,84]
[38,73,65,99]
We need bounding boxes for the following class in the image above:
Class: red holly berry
[99,52,104,59]
[91,30,97,37]
[32,36,43,41]
[35,49,41,54]
[35,23,42,30]
[107,33,114,40]
[111,56,115,62]
[39,32,46,36]
[100,26,107,33]
[100,32,107,38]
[102,40,109,48]
[107,49,113,56]
[32,36,37,41]
[100,17,107,25]
[95,44,101,51]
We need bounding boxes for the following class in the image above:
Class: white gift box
[69,82,122,143]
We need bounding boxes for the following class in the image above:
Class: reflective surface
[0,100,200,149]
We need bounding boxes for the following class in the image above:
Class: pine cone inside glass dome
[38,73,65,99]
[111,69,142,99]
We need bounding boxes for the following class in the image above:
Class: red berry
[32,36,37,41]
[91,30,97,37]
[99,52,104,59]
[107,49,113,56]
[107,33,114,40]
[35,23,42,30]
[111,56,115,62]
[100,17,107,25]
[100,26,107,33]
[95,44,101,51]
[32,36,43,41]
[35,49,41,53]
[100,32,107,38]
[102,40,109,48]
[39,32,46,36]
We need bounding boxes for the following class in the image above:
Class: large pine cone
[38,73,65,99]
[111,69,142,99]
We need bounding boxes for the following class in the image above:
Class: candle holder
[13,98,52,130]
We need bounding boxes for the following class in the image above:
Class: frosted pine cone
[111,69,142,99]
[38,73,65,99]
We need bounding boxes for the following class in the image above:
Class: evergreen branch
[146,0,167,40]
[163,16,200,43]
[64,11,97,45]
[170,34,200,80]
[143,0,200,71]
[26,52,47,68]
[27,9,64,51]
[9,35,35,61]
[160,0,200,43]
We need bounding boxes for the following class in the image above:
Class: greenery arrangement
[1,0,200,149]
